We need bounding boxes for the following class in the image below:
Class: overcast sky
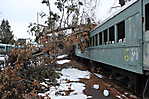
[0,0,117,40]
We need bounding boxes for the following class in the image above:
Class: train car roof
[91,0,139,32]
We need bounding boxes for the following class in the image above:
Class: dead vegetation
[0,47,61,99]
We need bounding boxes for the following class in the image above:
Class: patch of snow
[60,68,90,81]
[103,90,110,97]
[57,55,68,59]
[45,79,50,81]
[122,94,127,98]
[70,83,86,94]
[124,92,129,95]
[40,82,48,87]
[94,73,103,78]
[93,84,100,89]
[38,93,46,97]
[47,34,52,37]
[57,83,71,91]
[57,60,70,65]
[51,94,88,99]
[38,68,91,99]
[0,64,4,67]
[116,95,123,99]
[39,81,88,99]
[87,96,92,98]
[0,56,5,61]
[0,67,4,70]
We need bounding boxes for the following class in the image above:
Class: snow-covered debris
[93,84,100,89]
[57,55,68,59]
[94,73,103,78]
[57,60,70,65]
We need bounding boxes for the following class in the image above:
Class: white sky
[0,0,117,40]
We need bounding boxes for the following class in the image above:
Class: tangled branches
[0,47,61,99]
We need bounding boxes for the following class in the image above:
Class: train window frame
[145,3,149,31]
[117,21,125,42]
[109,26,115,44]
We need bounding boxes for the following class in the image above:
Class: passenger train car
[0,43,15,54]
[75,0,149,97]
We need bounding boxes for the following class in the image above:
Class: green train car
[75,0,149,97]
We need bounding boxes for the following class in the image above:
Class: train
[75,0,149,98]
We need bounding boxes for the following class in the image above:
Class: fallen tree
[0,47,61,99]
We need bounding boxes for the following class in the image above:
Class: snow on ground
[57,55,68,59]
[93,84,100,89]
[38,68,91,99]
[40,82,48,87]
[57,60,70,65]
[116,95,123,99]
[0,56,5,61]
[59,68,90,81]
[94,73,103,78]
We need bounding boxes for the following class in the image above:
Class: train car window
[109,26,115,44]
[89,37,91,47]
[145,3,149,31]
[90,37,92,46]
[95,34,98,46]
[117,21,125,42]
[92,36,95,46]
[99,32,102,45]
[104,29,108,44]
[87,40,89,47]
[92,36,93,46]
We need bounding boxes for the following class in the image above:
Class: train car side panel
[76,0,143,74]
